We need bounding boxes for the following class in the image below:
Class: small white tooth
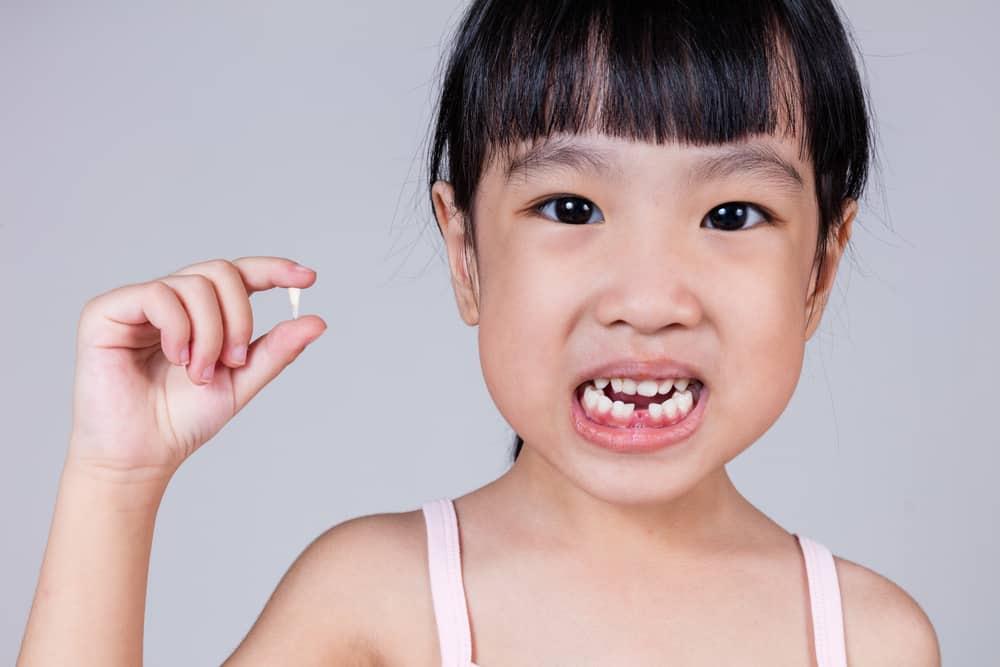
[658,379,673,395]
[611,400,635,419]
[647,402,663,419]
[594,378,609,389]
[621,378,637,395]
[674,378,690,391]
[610,378,623,392]
[583,386,600,409]
[662,396,679,420]
[675,390,693,415]
[637,380,659,397]
[597,395,613,414]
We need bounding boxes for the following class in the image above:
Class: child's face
[432,131,855,503]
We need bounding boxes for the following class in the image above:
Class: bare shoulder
[223,508,435,666]
[833,555,941,667]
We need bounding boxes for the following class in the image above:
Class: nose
[592,221,704,336]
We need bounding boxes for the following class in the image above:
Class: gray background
[1,1,995,664]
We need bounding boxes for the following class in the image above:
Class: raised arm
[18,257,326,665]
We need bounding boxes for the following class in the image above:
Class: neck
[487,442,760,564]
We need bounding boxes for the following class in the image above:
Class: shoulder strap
[796,534,848,667]
[422,498,473,667]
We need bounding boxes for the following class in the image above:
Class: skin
[436,129,847,561]
[18,131,940,665]
[399,129,942,664]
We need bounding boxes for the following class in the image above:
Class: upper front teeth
[594,376,694,396]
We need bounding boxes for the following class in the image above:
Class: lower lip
[569,384,709,453]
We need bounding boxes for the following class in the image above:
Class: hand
[67,257,326,484]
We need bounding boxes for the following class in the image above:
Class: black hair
[425,0,878,465]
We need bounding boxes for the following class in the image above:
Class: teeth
[636,380,659,397]
[662,397,679,420]
[675,390,693,414]
[592,376,695,395]
[581,381,697,424]
[611,400,635,419]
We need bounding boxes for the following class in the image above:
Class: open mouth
[574,376,705,429]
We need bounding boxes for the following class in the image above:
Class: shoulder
[833,555,941,667]
[224,508,436,666]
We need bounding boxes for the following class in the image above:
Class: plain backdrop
[2,1,996,664]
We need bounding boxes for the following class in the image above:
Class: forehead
[490,131,811,197]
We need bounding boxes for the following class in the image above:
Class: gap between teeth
[582,378,695,421]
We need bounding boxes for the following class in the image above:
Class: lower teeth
[579,383,698,427]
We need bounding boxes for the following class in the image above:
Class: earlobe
[804,199,857,340]
[431,180,480,326]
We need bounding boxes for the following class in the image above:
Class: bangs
[482,1,805,171]
[432,0,871,210]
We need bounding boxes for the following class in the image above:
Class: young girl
[19,0,940,665]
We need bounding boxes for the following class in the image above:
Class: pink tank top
[422,498,848,667]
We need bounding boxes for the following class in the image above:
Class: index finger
[230,256,317,296]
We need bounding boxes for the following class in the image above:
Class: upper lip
[574,356,706,388]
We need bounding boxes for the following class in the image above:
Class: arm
[19,457,392,666]
[17,459,168,666]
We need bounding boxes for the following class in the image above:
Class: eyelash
[532,195,775,231]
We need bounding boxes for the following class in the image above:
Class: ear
[804,199,857,341]
[431,180,480,326]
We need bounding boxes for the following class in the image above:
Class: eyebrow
[688,143,805,194]
[504,140,805,194]
[505,141,620,183]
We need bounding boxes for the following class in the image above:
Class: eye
[534,195,605,225]
[701,202,772,231]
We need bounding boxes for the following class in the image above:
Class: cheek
[714,261,808,445]
[476,249,573,440]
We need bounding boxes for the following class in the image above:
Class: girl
[19,0,940,665]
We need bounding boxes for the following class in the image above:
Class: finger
[230,315,327,414]
[80,281,192,366]
[231,256,317,296]
[155,274,224,385]
[174,260,254,370]
[171,256,317,298]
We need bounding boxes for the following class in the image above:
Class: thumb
[231,315,327,414]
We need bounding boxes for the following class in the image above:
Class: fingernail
[180,346,190,366]
[201,364,215,382]
[293,263,314,273]
[231,344,247,364]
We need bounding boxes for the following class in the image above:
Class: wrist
[60,455,173,514]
